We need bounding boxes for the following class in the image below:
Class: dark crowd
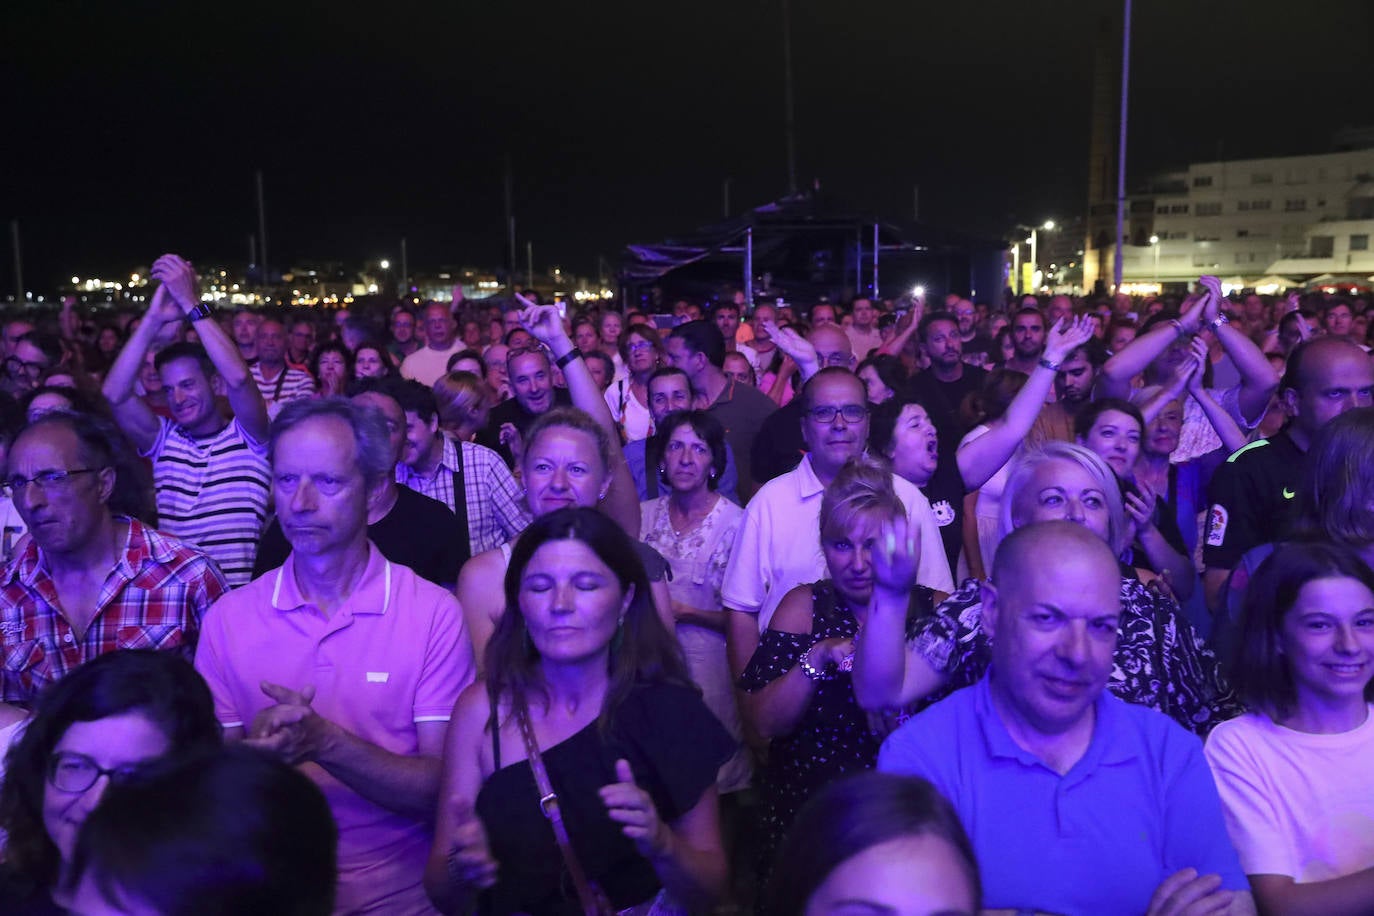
[1,252,1372,915]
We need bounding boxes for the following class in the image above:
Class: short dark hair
[800,366,864,411]
[1232,541,1374,717]
[69,745,337,915]
[1072,396,1144,442]
[769,772,981,915]
[650,410,728,489]
[647,366,690,395]
[153,342,216,379]
[0,651,221,888]
[309,342,353,383]
[384,377,440,424]
[446,348,484,372]
[668,319,726,369]
[1295,406,1374,548]
[856,353,909,395]
[16,331,64,365]
[867,396,935,458]
[918,310,959,342]
[14,409,159,524]
[582,349,615,383]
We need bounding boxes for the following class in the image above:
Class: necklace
[668,495,716,536]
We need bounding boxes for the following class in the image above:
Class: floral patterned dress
[641,494,751,793]
[908,569,1243,735]
[739,580,935,880]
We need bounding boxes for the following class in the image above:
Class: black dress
[738,580,933,880]
[475,682,734,915]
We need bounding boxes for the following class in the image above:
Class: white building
[1091,146,1374,294]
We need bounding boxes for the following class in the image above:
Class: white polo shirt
[720,454,954,630]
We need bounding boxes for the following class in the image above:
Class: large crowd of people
[0,254,1372,915]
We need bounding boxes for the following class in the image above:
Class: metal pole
[255,170,268,283]
[781,0,798,195]
[400,237,408,292]
[1030,229,1039,291]
[248,234,256,277]
[1012,241,1021,295]
[9,220,21,303]
[872,223,880,298]
[744,228,754,307]
[1113,0,1132,293]
[504,156,516,288]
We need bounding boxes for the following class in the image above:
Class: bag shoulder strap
[514,702,611,916]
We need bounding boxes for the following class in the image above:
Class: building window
[1310,236,1334,258]
[1352,234,1370,251]
[1252,200,1271,211]
[1169,231,1188,240]
[1156,206,1168,215]
[1238,201,1250,212]
[1285,199,1307,212]
[1251,173,1273,185]
[1169,204,1189,214]
[1193,175,1214,188]
[1196,202,1222,216]
[1237,229,1250,238]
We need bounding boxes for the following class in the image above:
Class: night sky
[4,0,1371,293]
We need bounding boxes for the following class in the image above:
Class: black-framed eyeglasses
[47,751,148,794]
[807,404,868,424]
[5,356,46,376]
[1,468,101,498]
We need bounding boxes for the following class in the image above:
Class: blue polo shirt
[878,675,1246,916]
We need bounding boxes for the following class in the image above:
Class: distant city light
[379,260,390,270]
[1043,220,1056,230]
[71,276,79,284]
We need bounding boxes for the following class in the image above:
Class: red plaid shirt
[0,518,228,704]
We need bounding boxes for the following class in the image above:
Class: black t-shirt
[751,398,807,485]
[253,485,467,587]
[1202,431,1305,570]
[919,447,967,580]
[475,388,574,467]
[906,365,987,444]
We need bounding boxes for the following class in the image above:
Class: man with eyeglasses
[252,378,477,589]
[665,319,777,501]
[1,331,60,398]
[0,411,227,704]
[720,367,953,677]
[286,317,316,369]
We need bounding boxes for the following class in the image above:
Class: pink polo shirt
[195,544,474,915]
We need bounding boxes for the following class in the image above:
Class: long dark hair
[0,651,221,887]
[768,772,981,915]
[1232,540,1374,718]
[485,508,691,729]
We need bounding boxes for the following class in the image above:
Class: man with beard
[951,298,994,367]
[907,311,987,443]
[1029,337,1108,444]
[1005,307,1048,376]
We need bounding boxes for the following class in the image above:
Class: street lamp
[1029,220,1055,292]
[1149,235,1160,286]
[380,259,390,270]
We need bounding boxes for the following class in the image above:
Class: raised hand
[872,516,920,597]
[1183,337,1209,395]
[147,283,186,326]
[761,319,817,370]
[445,798,499,890]
[150,254,200,314]
[515,297,569,348]
[599,759,670,858]
[1124,481,1158,532]
[1042,315,1096,365]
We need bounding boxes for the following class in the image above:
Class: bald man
[248,319,316,420]
[399,303,464,387]
[881,522,1254,916]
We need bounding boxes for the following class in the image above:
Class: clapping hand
[150,254,200,314]
[1124,480,1159,533]
[245,682,331,766]
[600,759,670,858]
[1182,337,1209,396]
[146,283,186,327]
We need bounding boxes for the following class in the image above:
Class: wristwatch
[1038,356,1062,372]
[1207,313,1231,331]
[186,302,215,322]
[798,646,831,681]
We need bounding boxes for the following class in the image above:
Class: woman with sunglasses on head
[1205,541,1374,915]
[0,650,221,914]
